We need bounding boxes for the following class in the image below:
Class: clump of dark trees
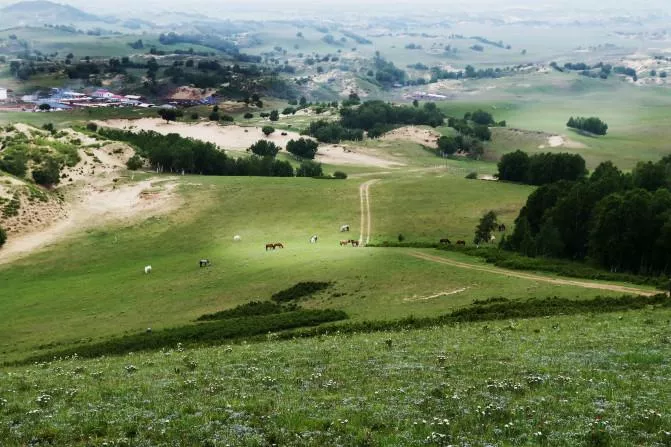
[567,116,608,136]
[98,128,294,177]
[502,155,671,276]
[497,150,587,185]
[303,100,445,144]
[437,109,505,159]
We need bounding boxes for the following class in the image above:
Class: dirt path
[358,179,380,246]
[409,251,657,296]
[0,179,178,265]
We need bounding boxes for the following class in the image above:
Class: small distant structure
[411,91,448,100]
[92,89,115,99]
[0,87,7,101]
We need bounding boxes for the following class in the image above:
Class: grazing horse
[144,265,152,274]
[350,239,359,247]
[490,235,496,243]
[340,224,350,232]
[310,235,318,243]
[439,238,451,245]
[498,224,506,232]
[233,235,241,242]
[340,239,350,246]
[456,240,466,246]
[199,259,210,267]
[273,243,284,249]
[265,243,275,251]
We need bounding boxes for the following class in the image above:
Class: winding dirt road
[358,179,380,246]
[409,251,657,296]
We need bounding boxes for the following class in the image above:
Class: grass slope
[0,174,626,362]
[0,309,669,445]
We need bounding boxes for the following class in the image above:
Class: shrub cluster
[271,281,332,302]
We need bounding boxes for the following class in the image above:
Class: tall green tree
[474,210,498,245]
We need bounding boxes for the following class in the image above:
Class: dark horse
[199,259,211,267]
[350,239,359,247]
[265,243,275,251]
[439,238,451,245]
[273,243,284,249]
[456,240,466,246]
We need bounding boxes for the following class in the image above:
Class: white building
[0,88,7,101]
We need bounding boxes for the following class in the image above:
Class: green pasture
[1,308,669,445]
[0,173,630,362]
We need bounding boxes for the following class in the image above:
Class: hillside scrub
[271,281,332,302]
[98,128,294,177]
[196,301,296,321]
[0,225,6,247]
[21,309,348,363]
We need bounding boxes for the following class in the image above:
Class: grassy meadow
[0,308,669,446]
[0,172,640,363]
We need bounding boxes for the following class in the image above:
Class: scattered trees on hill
[158,108,182,123]
[437,135,484,158]
[296,160,324,177]
[503,156,671,275]
[340,101,445,129]
[287,138,319,159]
[474,211,498,245]
[32,158,61,187]
[497,151,587,185]
[249,140,280,157]
[98,129,294,177]
[304,120,363,143]
[126,155,143,170]
[567,116,608,135]
[269,110,280,121]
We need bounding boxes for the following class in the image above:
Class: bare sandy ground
[99,119,402,168]
[381,126,440,149]
[539,135,588,149]
[0,179,178,265]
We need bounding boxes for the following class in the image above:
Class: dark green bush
[22,309,347,363]
[197,301,297,321]
[0,225,6,248]
[333,171,348,179]
[271,281,332,302]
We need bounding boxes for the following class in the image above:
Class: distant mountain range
[0,0,110,26]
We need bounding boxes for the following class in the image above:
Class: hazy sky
[1,0,670,17]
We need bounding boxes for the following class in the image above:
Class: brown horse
[439,238,451,245]
[350,239,359,247]
[456,240,466,246]
[273,243,284,249]
[265,243,275,251]
[340,239,350,246]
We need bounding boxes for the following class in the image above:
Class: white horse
[310,235,318,243]
[144,265,152,274]
[233,235,241,242]
[490,235,496,243]
[340,224,350,232]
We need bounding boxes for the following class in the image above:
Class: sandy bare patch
[100,118,303,151]
[540,135,588,149]
[99,119,401,168]
[0,179,179,265]
[381,126,440,149]
[316,145,404,168]
[170,86,217,101]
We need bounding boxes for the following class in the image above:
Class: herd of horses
[144,223,509,273]
[438,223,506,246]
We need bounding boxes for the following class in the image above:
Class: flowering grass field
[0,308,669,446]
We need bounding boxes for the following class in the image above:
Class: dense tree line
[340,101,445,129]
[98,129,293,177]
[567,116,608,135]
[503,157,671,275]
[303,120,364,143]
[497,150,587,185]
